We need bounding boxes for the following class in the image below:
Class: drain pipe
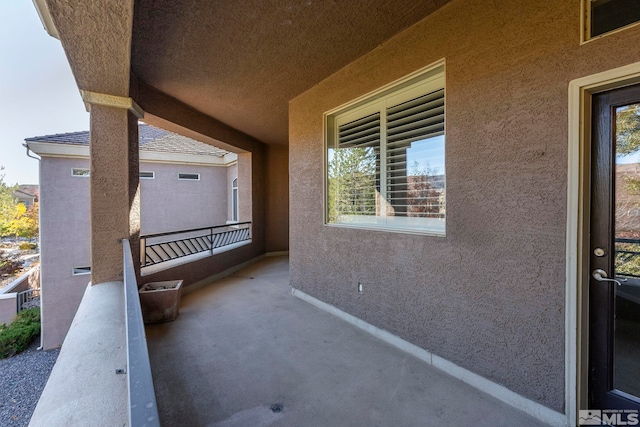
[24,143,40,161]
[23,143,43,350]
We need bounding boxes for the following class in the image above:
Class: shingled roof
[25,123,229,157]
[16,185,39,198]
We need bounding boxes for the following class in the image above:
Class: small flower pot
[139,280,183,324]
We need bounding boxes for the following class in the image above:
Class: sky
[0,1,89,185]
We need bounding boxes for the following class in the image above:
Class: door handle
[592,269,623,286]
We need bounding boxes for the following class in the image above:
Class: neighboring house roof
[13,187,38,206]
[25,123,229,157]
[13,189,37,200]
[16,185,39,199]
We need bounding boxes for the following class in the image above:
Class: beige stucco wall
[40,157,92,349]
[289,0,640,412]
[138,107,269,287]
[140,162,229,234]
[142,149,267,288]
[39,155,234,349]
[89,106,140,285]
[0,294,18,326]
[266,145,289,252]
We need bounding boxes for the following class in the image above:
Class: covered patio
[26,1,640,425]
[146,256,545,426]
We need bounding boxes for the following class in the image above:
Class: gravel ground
[0,340,59,426]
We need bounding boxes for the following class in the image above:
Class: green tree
[617,104,640,156]
[22,202,39,239]
[7,202,38,239]
[0,168,19,237]
[328,147,377,222]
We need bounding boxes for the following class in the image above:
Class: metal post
[210,228,213,254]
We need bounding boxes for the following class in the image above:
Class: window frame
[582,0,640,43]
[71,168,90,177]
[72,266,91,276]
[323,61,446,236]
[139,171,155,179]
[178,173,200,181]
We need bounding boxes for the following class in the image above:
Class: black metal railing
[615,237,640,280]
[139,222,252,267]
[123,239,160,427]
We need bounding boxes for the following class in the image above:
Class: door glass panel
[614,102,640,397]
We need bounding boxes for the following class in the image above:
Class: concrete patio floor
[146,255,549,427]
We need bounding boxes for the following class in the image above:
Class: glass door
[589,83,640,415]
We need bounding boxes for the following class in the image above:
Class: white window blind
[385,88,445,218]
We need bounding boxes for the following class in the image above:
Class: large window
[585,0,640,40]
[325,65,445,235]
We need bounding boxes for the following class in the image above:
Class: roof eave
[25,140,238,166]
[32,0,59,39]
[26,140,89,158]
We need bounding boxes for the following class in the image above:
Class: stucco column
[89,103,141,285]
[237,153,253,223]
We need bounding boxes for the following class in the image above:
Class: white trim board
[291,288,566,427]
[80,90,144,119]
[566,60,640,427]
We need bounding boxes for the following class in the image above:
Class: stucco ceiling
[131,0,452,145]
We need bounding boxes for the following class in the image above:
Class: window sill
[324,223,445,237]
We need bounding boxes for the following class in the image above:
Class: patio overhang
[30,1,640,425]
[36,0,453,147]
[32,0,453,288]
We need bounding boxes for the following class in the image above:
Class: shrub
[0,308,41,359]
[18,242,37,251]
[0,256,22,276]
